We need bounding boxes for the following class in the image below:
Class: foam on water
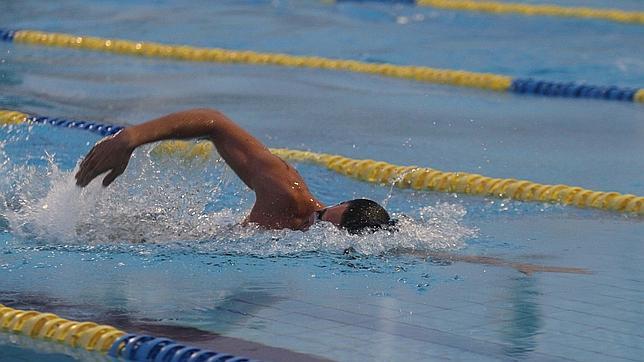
[0,128,476,256]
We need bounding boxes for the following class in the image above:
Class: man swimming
[75,108,392,234]
[73,108,591,275]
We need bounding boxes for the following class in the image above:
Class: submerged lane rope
[1,109,641,215]
[335,0,644,25]
[0,304,257,361]
[0,28,642,103]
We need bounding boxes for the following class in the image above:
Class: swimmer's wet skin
[75,108,393,234]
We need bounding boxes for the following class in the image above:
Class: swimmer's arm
[76,108,279,188]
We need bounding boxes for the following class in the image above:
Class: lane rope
[0,28,641,104]
[154,141,644,215]
[2,109,641,215]
[0,109,123,136]
[0,303,258,361]
[0,331,113,362]
[335,0,644,25]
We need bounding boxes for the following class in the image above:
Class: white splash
[1,138,476,256]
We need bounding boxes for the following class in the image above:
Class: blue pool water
[1,1,643,361]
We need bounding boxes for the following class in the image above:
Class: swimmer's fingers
[102,162,128,187]
[76,135,122,186]
[79,163,112,187]
[76,161,106,187]
[79,141,101,168]
[76,148,98,184]
[76,135,110,183]
[76,147,106,186]
[76,131,133,187]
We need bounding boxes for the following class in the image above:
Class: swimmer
[75,108,393,234]
[74,112,590,276]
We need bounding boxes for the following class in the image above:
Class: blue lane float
[26,114,124,137]
[108,334,257,362]
[510,78,637,101]
[0,28,16,41]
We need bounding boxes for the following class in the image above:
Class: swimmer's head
[317,198,395,235]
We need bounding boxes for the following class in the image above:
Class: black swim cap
[339,198,393,235]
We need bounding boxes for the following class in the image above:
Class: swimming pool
[1,0,643,361]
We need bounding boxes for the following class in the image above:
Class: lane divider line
[335,0,644,25]
[0,109,123,136]
[0,303,258,361]
[2,109,641,215]
[154,141,643,215]
[0,330,113,362]
[0,28,641,103]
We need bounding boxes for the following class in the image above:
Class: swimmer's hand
[75,130,135,187]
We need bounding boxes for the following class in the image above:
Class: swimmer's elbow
[190,107,224,119]
[187,108,231,136]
